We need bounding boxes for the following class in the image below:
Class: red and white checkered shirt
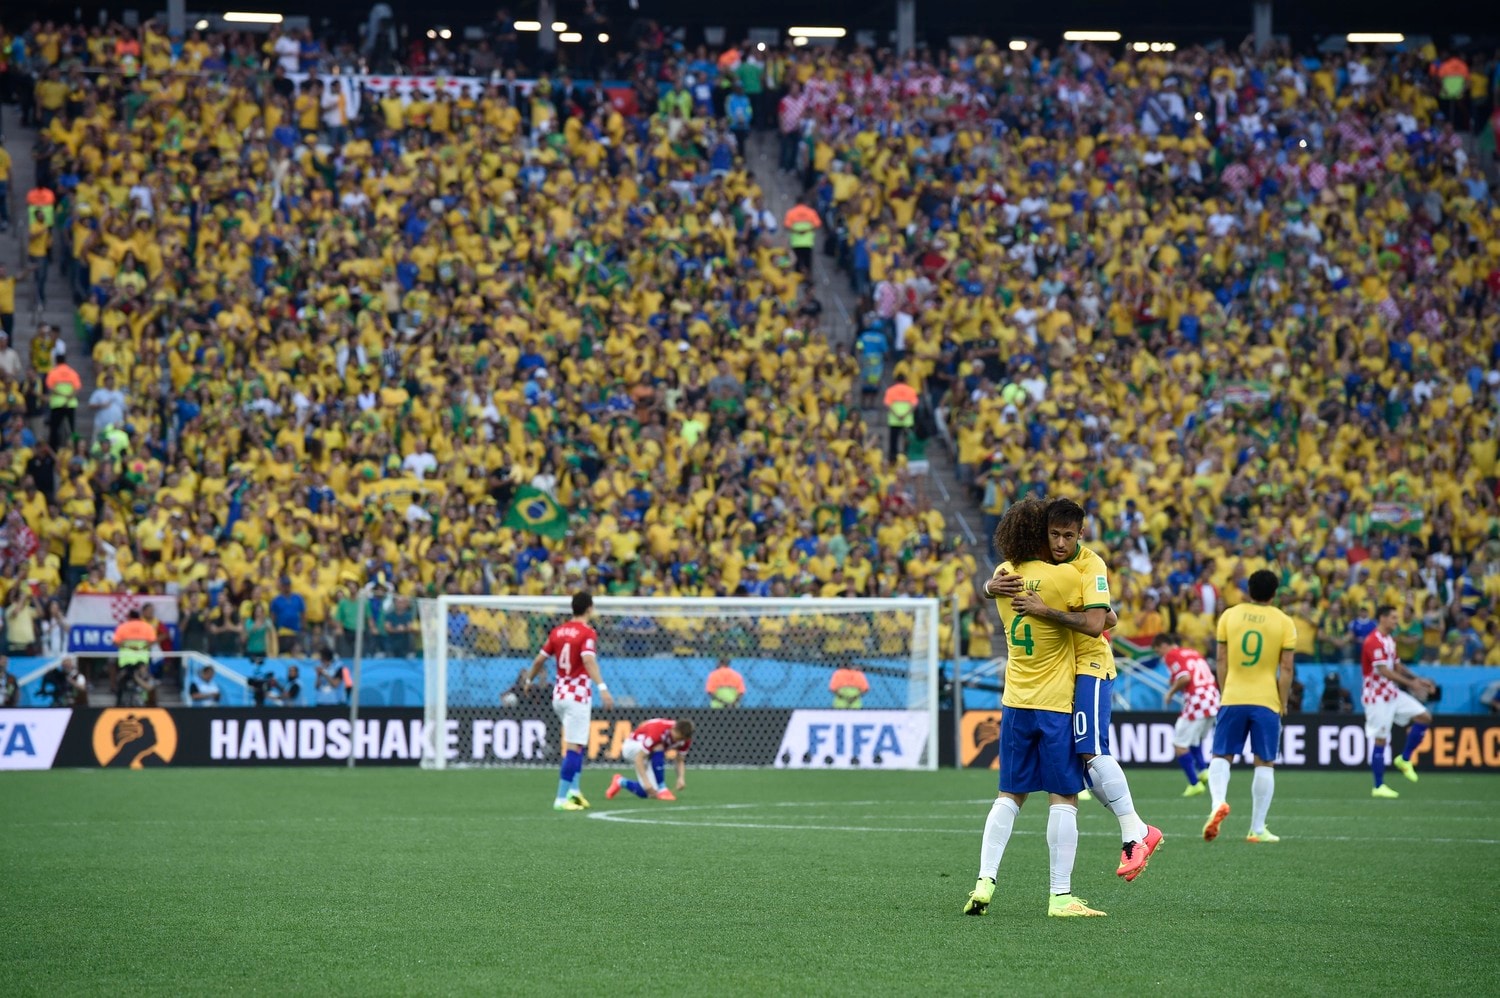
[541,620,598,704]
[1361,630,1399,705]
[632,718,691,755]
[1165,648,1220,721]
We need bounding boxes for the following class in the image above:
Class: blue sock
[652,756,666,789]
[1190,745,1208,770]
[622,779,649,798]
[557,749,583,800]
[1398,720,1422,759]
[1371,744,1386,787]
[1177,753,1200,785]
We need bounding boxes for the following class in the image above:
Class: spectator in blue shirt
[726,84,752,146]
[269,578,306,654]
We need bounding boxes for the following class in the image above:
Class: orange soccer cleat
[1117,825,1165,882]
[1202,803,1231,842]
[654,789,677,801]
[606,774,624,800]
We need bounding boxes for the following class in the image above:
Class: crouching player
[606,718,695,802]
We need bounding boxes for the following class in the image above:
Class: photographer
[0,655,17,707]
[188,665,222,708]
[246,660,283,708]
[41,656,88,707]
[315,647,351,705]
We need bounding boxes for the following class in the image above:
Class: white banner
[0,709,74,770]
[774,709,931,770]
[64,593,179,654]
[285,71,531,109]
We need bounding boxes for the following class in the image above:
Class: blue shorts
[1073,675,1113,756]
[1213,705,1281,762]
[999,706,1085,796]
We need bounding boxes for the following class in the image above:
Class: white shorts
[553,698,592,746]
[1173,716,1214,749]
[1364,691,1428,740]
[620,738,659,790]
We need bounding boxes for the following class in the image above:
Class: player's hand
[985,570,1024,598]
[675,779,686,791]
[1011,591,1046,616]
[600,689,615,709]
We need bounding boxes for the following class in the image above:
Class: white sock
[1250,766,1275,832]
[1208,757,1231,809]
[1047,804,1079,895]
[1086,756,1147,843]
[979,797,1020,880]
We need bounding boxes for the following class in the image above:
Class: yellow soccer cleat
[1202,802,1231,842]
[1078,789,1093,802]
[1182,782,1206,797]
[1048,894,1106,918]
[568,789,591,809]
[1392,756,1419,783]
[1372,784,1400,799]
[1245,828,1281,844]
[963,878,995,916]
[552,800,585,812]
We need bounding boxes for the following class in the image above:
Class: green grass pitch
[5,766,1497,995]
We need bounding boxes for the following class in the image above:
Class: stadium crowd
[0,16,974,669]
[0,16,1496,672]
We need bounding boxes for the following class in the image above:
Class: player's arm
[674,753,687,791]
[523,648,549,685]
[1276,647,1295,714]
[1215,641,1229,693]
[1010,595,1109,637]
[582,650,614,709]
[1382,658,1434,697]
[985,566,1023,598]
[1104,609,1119,630]
[1164,673,1189,707]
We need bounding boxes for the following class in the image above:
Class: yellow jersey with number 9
[993,560,1083,713]
[1215,602,1297,711]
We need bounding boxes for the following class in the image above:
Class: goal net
[417,596,939,771]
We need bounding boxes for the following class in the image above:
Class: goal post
[418,596,940,771]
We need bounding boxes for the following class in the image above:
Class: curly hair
[993,498,1050,566]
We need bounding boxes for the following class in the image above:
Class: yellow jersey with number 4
[993,560,1083,713]
[1063,544,1116,680]
[1215,602,1297,712]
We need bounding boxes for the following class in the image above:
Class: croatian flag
[65,593,180,654]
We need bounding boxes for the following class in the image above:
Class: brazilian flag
[503,486,570,539]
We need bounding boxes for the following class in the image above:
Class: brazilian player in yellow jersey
[989,498,1163,882]
[965,499,1104,919]
[1203,569,1297,845]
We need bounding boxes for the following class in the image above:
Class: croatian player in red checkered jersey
[605,718,695,802]
[1362,605,1435,799]
[524,592,613,811]
[1155,634,1219,796]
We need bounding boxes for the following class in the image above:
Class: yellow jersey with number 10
[993,560,1083,713]
[1064,544,1116,680]
[1215,602,1298,712]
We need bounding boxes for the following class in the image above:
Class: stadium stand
[0,18,977,685]
[0,19,1496,689]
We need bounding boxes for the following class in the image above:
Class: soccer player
[605,717,695,801]
[1156,634,1218,796]
[525,591,614,811]
[965,499,1105,919]
[1361,605,1436,799]
[991,498,1162,882]
[1204,570,1296,844]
